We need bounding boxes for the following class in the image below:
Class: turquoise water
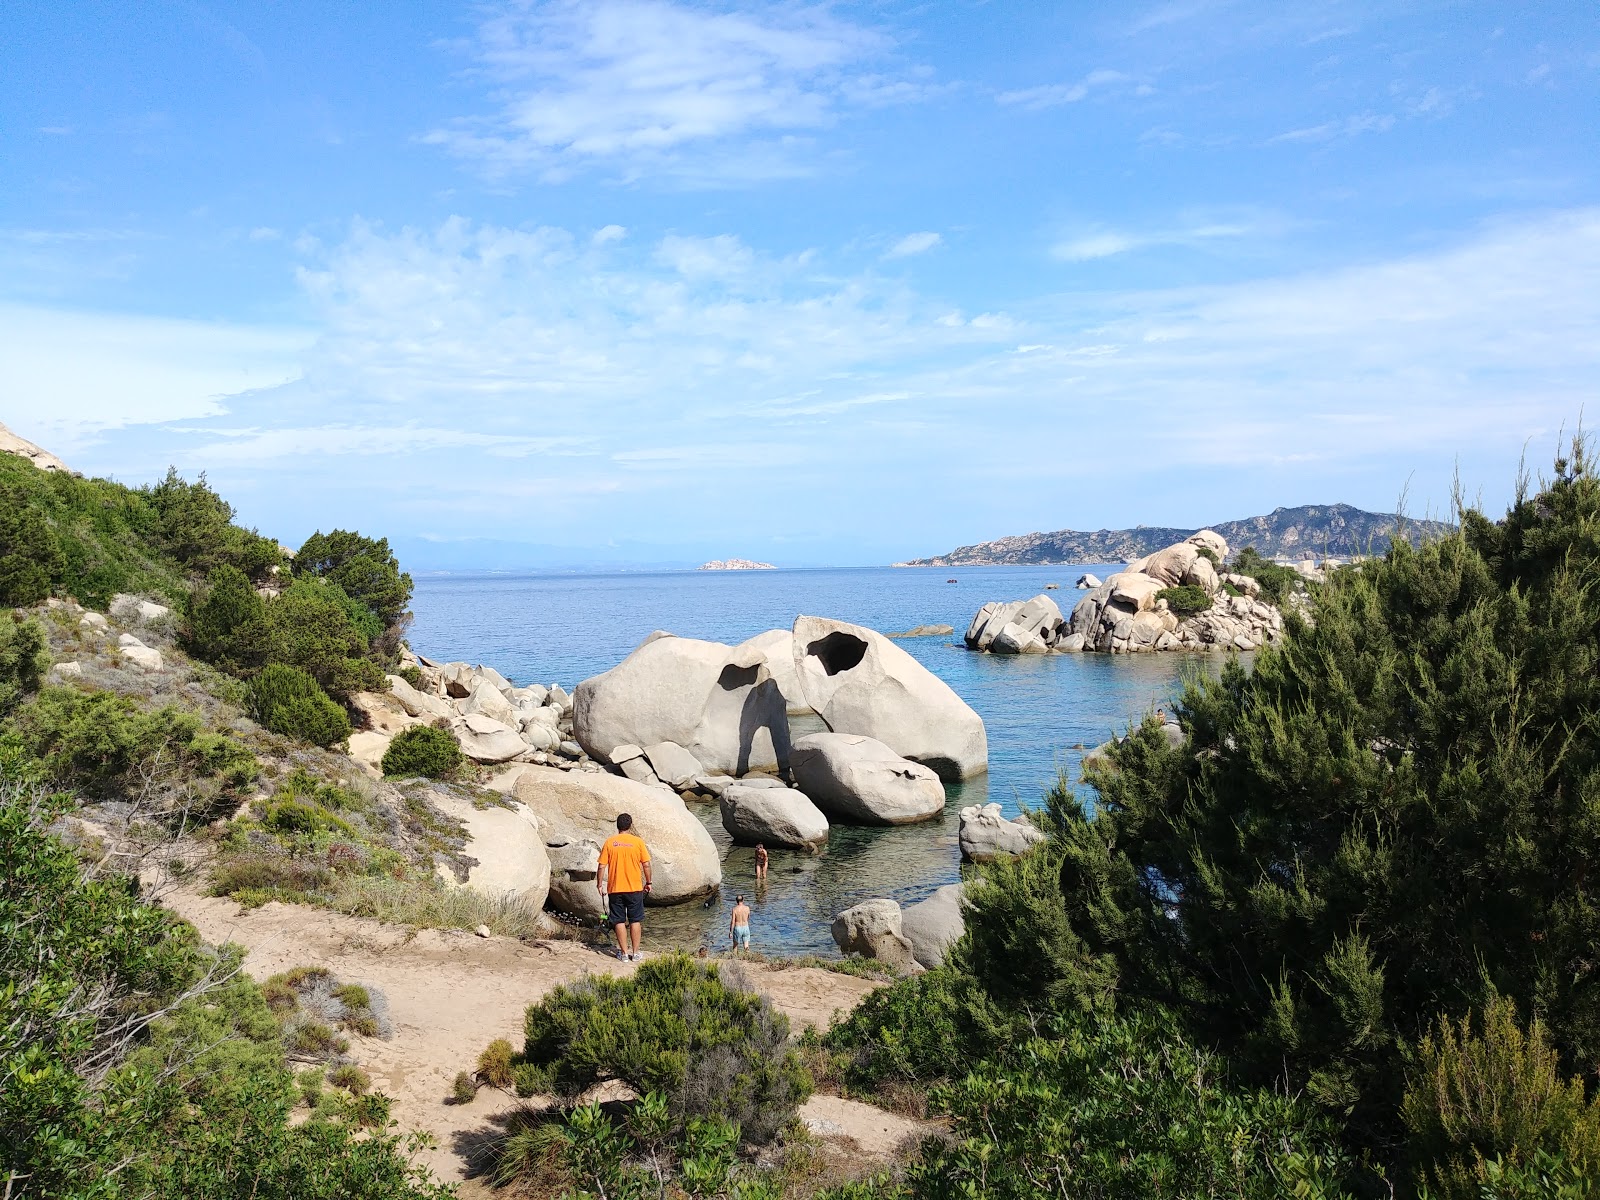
[409,566,1216,955]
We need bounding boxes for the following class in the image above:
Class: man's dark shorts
[608,891,645,925]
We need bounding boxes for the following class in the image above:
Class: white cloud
[20,209,1600,551]
[884,231,942,259]
[593,223,627,244]
[996,70,1132,111]
[1051,218,1257,261]
[1267,112,1395,144]
[425,0,927,181]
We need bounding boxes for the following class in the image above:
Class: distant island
[897,503,1454,567]
[698,558,776,570]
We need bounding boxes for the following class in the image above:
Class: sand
[163,891,921,1193]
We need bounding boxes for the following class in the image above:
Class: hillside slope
[898,503,1453,566]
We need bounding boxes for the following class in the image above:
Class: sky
[2,1,1598,568]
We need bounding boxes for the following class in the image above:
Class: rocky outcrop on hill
[965,531,1289,655]
[0,421,75,474]
[900,503,1451,566]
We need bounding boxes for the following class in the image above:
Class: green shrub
[511,1061,549,1097]
[0,613,48,717]
[184,564,269,673]
[1403,996,1600,1197]
[1228,544,1303,604]
[144,466,282,579]
[13,686,256,814]
[398,664,424,690]
[264,578,389,696]
[478,1037,515,1088]
[1194,544,1220,566]
[824,967,1012,1088]
[328,1064,371,1095]
[453,1071,478,1105]
[1154,583,1212,616]
[381,724,463,779]
[0,481,64,605]
[900,1008,1355,1199]
[517,954,811,1144]
[247,663,352,747]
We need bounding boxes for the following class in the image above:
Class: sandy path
[164,892,912,1192]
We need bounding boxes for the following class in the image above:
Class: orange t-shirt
[598,831,650,893]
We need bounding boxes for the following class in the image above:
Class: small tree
[381,725,462,779]
[0,482,63,605]
[294,530,413,631]
[0,613,48,717]
[248,664,352,748]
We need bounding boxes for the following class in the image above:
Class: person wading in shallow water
[754,843,769,881]
[729,894,752,952]
[597,813,652,962]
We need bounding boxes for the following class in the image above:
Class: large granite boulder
[830,899,915,970]
[386,673,453,720]
[427,787,551,911]
[900,883,966,968]
[461,680,517,726]
[643,741,703,789]
[734,629,812,715]
[958,803,1046,862]
[573,634,790,776]
[512,765,720,904]
[789,732,945,825]
[792,616,987,781]
[454,714,529,764]
[719,784,829,851]
[964,600,1023,651]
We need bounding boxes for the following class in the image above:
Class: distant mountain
[897,504,1454,567]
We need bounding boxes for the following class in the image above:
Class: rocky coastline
[698,558,776,570]
[963,529,1300,654]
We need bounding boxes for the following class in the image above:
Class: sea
[409,565,1225,957]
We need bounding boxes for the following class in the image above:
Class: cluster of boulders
[831,883,968,970]
[965,530,1286,654]
[562,616,988,857]
[347,652,596,777]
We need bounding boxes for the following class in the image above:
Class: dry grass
[330,874,549,938]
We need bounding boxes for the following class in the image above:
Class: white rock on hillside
[789,732,945,825]
[792,616,987,781]
[830,899,915,970]
[386,674,452,720]
[427,787,551,912]
[453,714,529,764]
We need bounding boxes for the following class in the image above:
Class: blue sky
[2,1,1597,567]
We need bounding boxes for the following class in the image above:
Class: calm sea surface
[409,566,1222,956]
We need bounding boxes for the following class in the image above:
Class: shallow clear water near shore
[410,565,1224,956]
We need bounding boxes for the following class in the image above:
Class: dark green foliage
[1195,544,1220,566]
[516,954,811,1144]
[381,724,462,779]
[1403,996,1600,1197]
[293,530,413,632]
[398,664,424,690]
[823,968,1012,1088]
[262,578,388,696]
[184,565,269,674]
[1155,583,1212,615]
[0,614,48,717]
[994,441,1600,1170]
[1228,544,1302,603]
[0,782,450,1199]
[247,664,351,748]
[144,467,282,580]
[894,1010,1354,1200]
[0,482,64,605]
[11,686,255,816]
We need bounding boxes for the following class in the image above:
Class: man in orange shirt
[596,812,652,962]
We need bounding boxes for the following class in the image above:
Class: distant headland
[896,503,1453,567]
[699,559,776,570]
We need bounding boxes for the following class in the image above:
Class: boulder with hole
[573,633,790,776]
[792,616,987,781]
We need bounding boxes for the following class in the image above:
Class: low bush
[382,724,463,779]
[0,613,48,717]
[247,663,352,747]
[824,967,1013,1089]
[398,664,424,690]
[1228,544,1303,604]
[0,481,64,605]
[478,1038,516,1088]
[513,954,811,1145]
[12,685,256,817]
[1155,583,1212,616]
[1403,995,1600,1197]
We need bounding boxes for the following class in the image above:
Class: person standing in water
[597,813,652,962]
[754,843,768,881]
[729,894,752,952]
